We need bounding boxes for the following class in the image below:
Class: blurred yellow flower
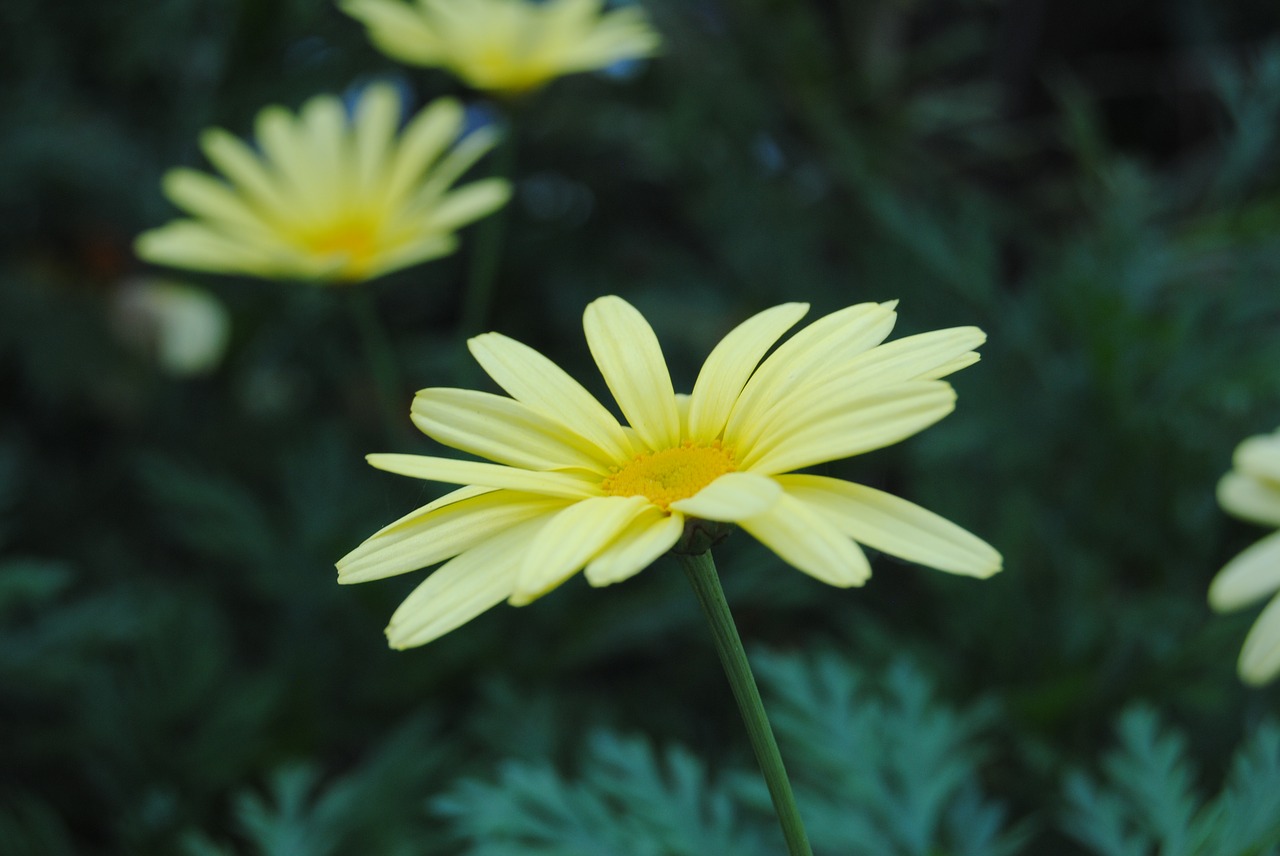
[136,85,511,283]
[1209,427,1280,685]
[339,296,1001,649]
[340,0,660,95]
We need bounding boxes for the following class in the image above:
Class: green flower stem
[347,289,405,444]
[459,118,518,336]
[679,550,813,856]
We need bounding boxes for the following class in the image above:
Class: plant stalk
[679,550,813,856]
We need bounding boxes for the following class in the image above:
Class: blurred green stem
[459,119,517,336]
[347,289,404,444]
[679,550,813,856]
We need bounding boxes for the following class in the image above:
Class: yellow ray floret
[1209,427,1280,685]
[135,84,511,283]
[338,296,1002,649]
[340,0,661,95]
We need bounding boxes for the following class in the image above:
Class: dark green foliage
[1064,708,1280,856]
[4,0,1280,853]
[437,732,770,856]
[435,650,1019,856]
[744,652,1026,856]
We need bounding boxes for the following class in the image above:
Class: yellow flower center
[301,220,380,279]
[601,442,736,510]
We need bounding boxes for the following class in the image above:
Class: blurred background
[4,0,1280,853]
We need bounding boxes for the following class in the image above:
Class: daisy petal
[1235,433,1280,483]
[298,95,349,212]
[383,97,463,212]
[162,169,268,234]
[669,472,782,521]
[417,126,502,201]
[468,332,632,461]
[778,475,1001,578]
[687,302,809,443]
[1218,471,1280,528]
[1209,530,1280,612]
[366,454,599,498]
[199,128,291,216]
[340,0,447,66]
[337,488,568,584]
[352,83,401,196]
[135,221,282,274]
[255,104,327,213]
[1239,593,1280,686]
[365,234,458,277]
[511,495,651,605]
[739,492,870,587]
[585,508,684,587]
[583,296,680,451]
[411,387,611,472]
[385,515,551,649]
[428,179,512,232]
[741,381,957,474]
[735,327,984,454]
[725,302,897,445]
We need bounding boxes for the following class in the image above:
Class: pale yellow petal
[511,495,651,605]
[426,179,511,232]
[161,169,270,234]
[1239,593,1280,686]
[583,296,680,451]
[916,351,981,381]
[584,508,684,587]
[298,94,349,214]
[777,475,1002,578]
[1218,471,1280,527]
[135,221,284,275]
[725,302,897,446]
[366,453,600,498]
[739,492,870,587]
[735,328,982,454]
[341,0,447,66]
[468,332,633,461]
[410,387,611,472]
[385,514,551,649]
[352,83,402,198]
[1209,530,1280,612]
[819,326,985,389]
[360,234,458,279]
[741,381,957,474]
[199,127,292,217]
[669,472,782,522]
[686,303,809,443]
[415,125,501,202]
[338,489,567,583]
[380,96,462,212]
[1235,433,1280,483]
[255,103,327,214]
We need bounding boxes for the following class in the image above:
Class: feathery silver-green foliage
[1065,708,1280,856]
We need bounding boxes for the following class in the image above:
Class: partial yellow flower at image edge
[1209,427,1280,685]
[340,0,661,95]
[339,296,1003,649]
[135,84,511,283]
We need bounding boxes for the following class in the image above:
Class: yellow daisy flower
[340,0,661,95]
[135,84,511,283]
[340,296,1001,649]
[1209,427,1280,685]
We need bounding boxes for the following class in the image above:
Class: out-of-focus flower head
[135,84,511,284]
[111,278,231,376]
[1209,427,1280,685]
[340,0,661,96]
